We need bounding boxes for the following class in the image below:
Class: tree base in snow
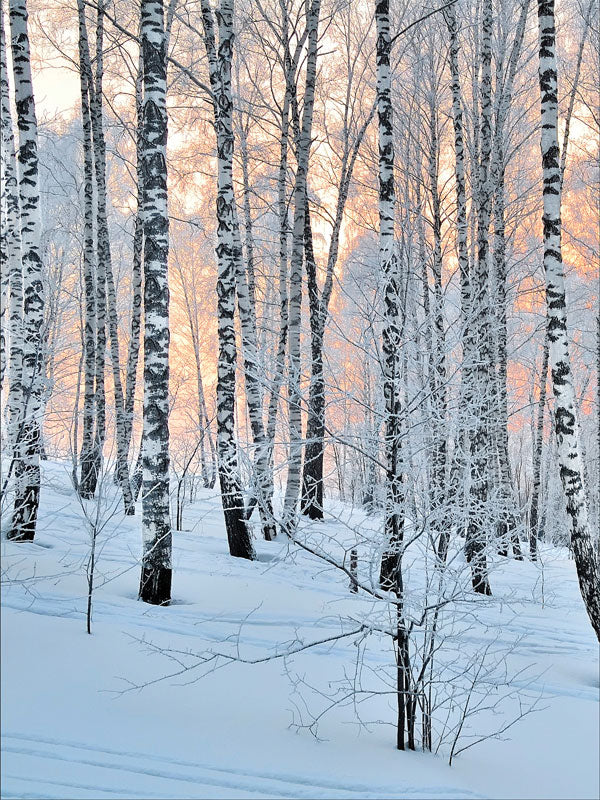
[301,499,324,521]
[7,525,36,542]
[139,566,172,605]
[8,486,40,542]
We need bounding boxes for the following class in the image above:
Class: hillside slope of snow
[1,461,598,799]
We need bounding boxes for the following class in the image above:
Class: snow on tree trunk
[536,0,600,640]
[7,0,44,542]
[201,0,254,559]
[0,5,23,455]
[76,0,98,499]
[138,0,173,604]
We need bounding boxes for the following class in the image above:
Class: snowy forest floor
[1,460,598,800]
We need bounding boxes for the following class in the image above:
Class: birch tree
[300,3,376,520]
[233,90,275,537]
[92,1,134,515]
[138,0,173,604]
[529,334,548,558]
[463,0,493,594]
[123,42,144,479]
[0,3,23,456]
[444,0,471,545]
[374,0,412,751]
[490,0,529,560]
[200,0,254,559]
[282,0,321,528]
[376,0,403,592]
[536,0,600,640]
[423,65,449,562]
[7,0,45,542]
[76,0,99,499]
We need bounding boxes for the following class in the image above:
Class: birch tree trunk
[426,95,448,563]
[597,305,599,542]
[529,333,548,558]
[300,97,377,520]
[237,105,257,320]
[262,76,292,535]
[0,5,23,456]
[375,4,410,750]
[376,0,403,592]
[491,0,529,559]
[464,0,493,594]
[536,0,600,640]
[176,272,216,489]
[0,6,14,397]
[123,42,144,474]
[200,0,254,559]
[76,0,98,499]
[232,202,276,540]
[92,1,134,515]
[7,0,44,542]
[301,201,326,520]
[138,0,173,605]
[445,1,470,542]
[76,0,106,499]
[282,0,321,529]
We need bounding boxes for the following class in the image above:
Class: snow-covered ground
[1,461,598,799]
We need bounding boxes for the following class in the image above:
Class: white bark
[537,0,600,640]
[201,0,255,559]
[282,0,321,527]
[376,0,403,591]
[464,0,493,594]
[139,0,172,604]
[0,6,23,452]
[445,1,470,537]
[76,0,99,498]
[124,40,144,471]
[426,92,448,561]
[92,1,134,514]
[491,0,529,557]
[7,0,44,542]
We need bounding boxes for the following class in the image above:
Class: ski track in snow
[1,733,482,800]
